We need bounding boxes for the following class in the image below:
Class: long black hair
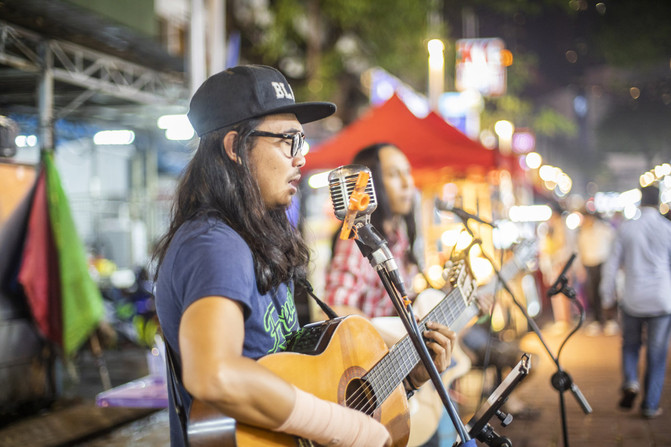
[153,118,310,294]
[331,142,418,266]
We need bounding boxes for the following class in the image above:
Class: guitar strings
[298,248,530,442]
[371,295,462,400]
[346,299,461,415]
[291,295,462,447]
[342,289,466,415]
[346,292,461,411]
[344,246,532,417]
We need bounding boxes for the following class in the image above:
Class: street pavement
[489,322,671,447]
[1,323,670,447]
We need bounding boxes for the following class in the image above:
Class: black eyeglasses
[249,130,306,158]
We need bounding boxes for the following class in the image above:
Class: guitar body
[188,315,410,447]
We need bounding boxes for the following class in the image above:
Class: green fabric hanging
[43,152,104,356]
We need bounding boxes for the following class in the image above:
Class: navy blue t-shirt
[155,217,300,446]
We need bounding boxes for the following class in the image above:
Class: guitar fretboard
[362,288,478,407]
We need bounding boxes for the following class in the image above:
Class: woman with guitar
[324,143,421,320]
[153,66,456,447]
[324,143,457,446]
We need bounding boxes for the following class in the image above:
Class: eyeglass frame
[249,130,306,158]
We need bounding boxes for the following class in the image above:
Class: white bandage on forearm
[276,385,391,447]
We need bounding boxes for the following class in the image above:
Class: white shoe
[604,320,620,336]
[585,321,602,336]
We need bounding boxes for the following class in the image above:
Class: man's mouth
[289,175,301,190]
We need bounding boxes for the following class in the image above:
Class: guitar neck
[363,288,478,406]
[363,240,536,406]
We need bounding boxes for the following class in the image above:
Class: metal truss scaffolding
[0,19,187,149]
[0,20,186,106]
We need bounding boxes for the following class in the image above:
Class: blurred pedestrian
[577,212,617,335]
[600,183,671,419]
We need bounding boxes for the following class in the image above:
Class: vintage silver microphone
[327,164,407,298]
[328,164,378,223]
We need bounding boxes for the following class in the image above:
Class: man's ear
[223,131,240,163]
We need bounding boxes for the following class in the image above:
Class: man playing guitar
[153,66,456,447]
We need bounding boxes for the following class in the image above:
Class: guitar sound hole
[345,378,377,416]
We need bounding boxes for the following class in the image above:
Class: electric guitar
[371,238,538,446]
[186,259,479,447]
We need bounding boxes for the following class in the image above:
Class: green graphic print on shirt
[263,288,298,354]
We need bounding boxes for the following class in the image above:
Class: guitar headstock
[443,258,479,306]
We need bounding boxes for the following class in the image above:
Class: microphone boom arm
[435,198,496,228]
[444,202,591,447]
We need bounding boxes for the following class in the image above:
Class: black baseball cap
[187,65,336,136]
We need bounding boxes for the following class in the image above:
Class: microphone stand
[353,222,475,446]
[545,255,592,447]
[439,208,591,447]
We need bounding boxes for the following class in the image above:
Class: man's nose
[293,152,306,168]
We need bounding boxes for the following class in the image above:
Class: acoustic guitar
[187,259,479,447]
[371,238,538,446]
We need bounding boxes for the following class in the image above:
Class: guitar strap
[163,338,189,446]
[297,279,338,320]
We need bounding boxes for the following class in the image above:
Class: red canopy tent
[305,94,500,184]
